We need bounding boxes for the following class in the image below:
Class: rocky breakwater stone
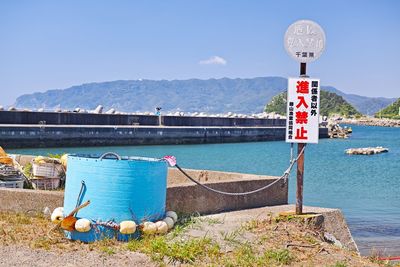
[328,124,350,139]
[345,146,389,155]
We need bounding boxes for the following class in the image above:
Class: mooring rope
[175,144,306,196]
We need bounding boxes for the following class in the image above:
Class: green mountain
[375,98,400,119]
[265,90,361,117]
[15,77,287,114]
[14,77,395,114]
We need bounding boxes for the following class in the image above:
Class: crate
[0,163,20,179]
[0,179,24,189]
[30,177,60,190]
[32,162,62,178]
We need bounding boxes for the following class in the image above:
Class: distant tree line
[264,90,362,117]
[375,98,400,119]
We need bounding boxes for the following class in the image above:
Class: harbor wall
[0,111,286,127]
[0,125,328,148]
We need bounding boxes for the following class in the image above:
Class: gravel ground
[0,245,155,267]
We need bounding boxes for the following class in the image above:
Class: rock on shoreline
[340,117,400,127]
[345,147,389,155]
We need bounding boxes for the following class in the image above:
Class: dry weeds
[0,211,396,267]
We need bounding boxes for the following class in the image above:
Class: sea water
[9,125,400,255]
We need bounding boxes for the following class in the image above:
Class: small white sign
[286,77,320,144]
[284,20,326,63]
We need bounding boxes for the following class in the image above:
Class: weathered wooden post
[284,20,326,215]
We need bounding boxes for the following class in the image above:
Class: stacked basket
[0,163,24,188]
[31,157,64,190]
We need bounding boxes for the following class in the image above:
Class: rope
[175,144,306,196]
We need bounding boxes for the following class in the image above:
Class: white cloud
[199,56,227,65]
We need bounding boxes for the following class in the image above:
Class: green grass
[125,213,223,264]
[274,214,296,223]
[331,261,347,267]
[47,153,63,159]
[220,228,244,244]
[197,216,224,226]
[127,236,220,264]
[23,162,32,178]
[169,212,203,237]
[101,247,116,255]
[221,245,294,267]
[263,249,294,265]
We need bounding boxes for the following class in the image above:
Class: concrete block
[0,168,287,216]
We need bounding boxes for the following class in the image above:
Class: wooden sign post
[284,21,326,215]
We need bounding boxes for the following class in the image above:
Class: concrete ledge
[167,168,286,214]
[292,206,359,253]
[0,168,287,215]
[196,205,359,253]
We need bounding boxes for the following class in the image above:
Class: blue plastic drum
[63,152,168,242]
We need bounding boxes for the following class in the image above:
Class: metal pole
[296,143,305,214]
[296,62,307,215]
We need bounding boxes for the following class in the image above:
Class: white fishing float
[165,211,178,223]
[142,221,157,235]
[119,220,137,234]
[162,217,174,230]
[75,218,91,232]
[155,221,168,234]
[51,207,64,223]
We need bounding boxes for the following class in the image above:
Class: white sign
[284,20,326,63]
[286,77,320,144]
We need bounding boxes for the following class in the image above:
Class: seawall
[0,111,328,148]
[0,110,286,127]
[0,125,328,148]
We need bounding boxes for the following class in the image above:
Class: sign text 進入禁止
[286,78,320,144]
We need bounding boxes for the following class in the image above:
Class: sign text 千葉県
[284,20,326,63]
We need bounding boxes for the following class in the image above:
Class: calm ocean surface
[9,125,400,255]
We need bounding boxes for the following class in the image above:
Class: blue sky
[0,0,399,105]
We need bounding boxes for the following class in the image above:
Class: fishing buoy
[119,221,137,234]
[75,218,91,232]
[142,221,157,235]
[165,211,178,223]
[51,207,64,223]
[60,201,91,232]
[61,216,77,231]
[155,221,168,234]
[162,217,174,230]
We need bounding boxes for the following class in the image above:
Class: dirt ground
[0,210,394,267]
[0,245,155,267]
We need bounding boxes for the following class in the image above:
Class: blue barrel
[63,152,168,242]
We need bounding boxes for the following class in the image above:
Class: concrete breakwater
[0,111,328,148]
[0,125,328,148]
[0,110,286,127]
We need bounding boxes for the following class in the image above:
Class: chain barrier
[175,144,306,196]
